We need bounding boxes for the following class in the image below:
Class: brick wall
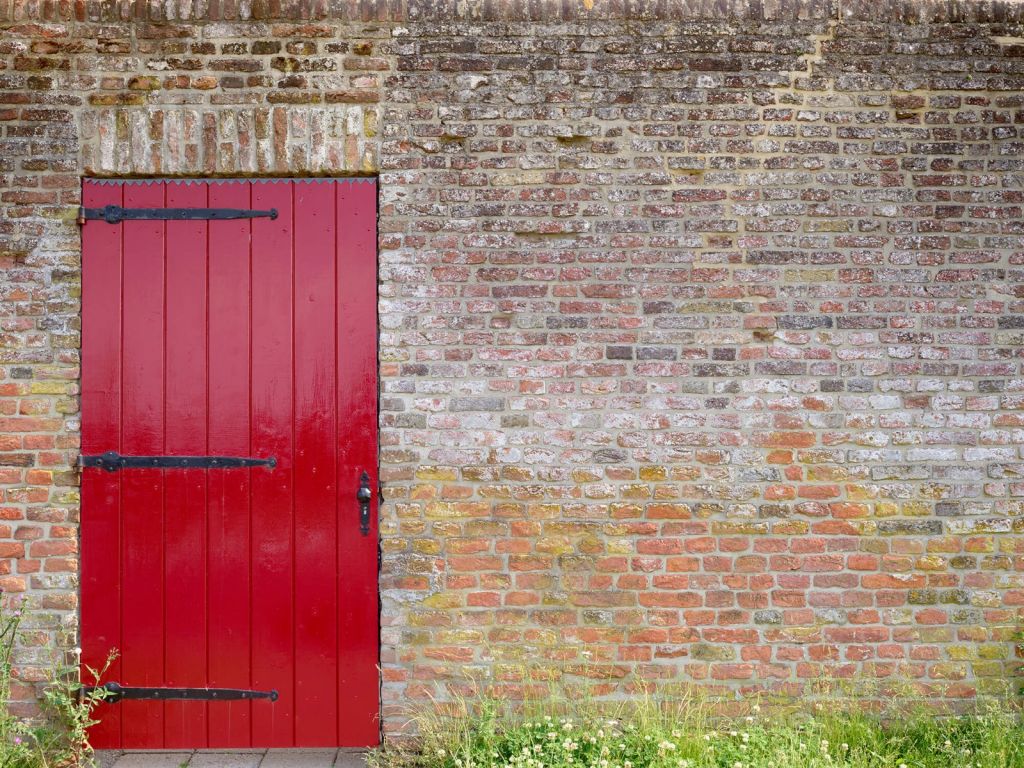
[2,0,1024,732]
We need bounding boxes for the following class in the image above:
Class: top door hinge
[78,205,278,225]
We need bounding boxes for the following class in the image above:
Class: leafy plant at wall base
[0,603,40,768]
[0,598,116,768]
[40,649,116,768]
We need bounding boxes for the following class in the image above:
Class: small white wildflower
[841,743,849,751]
[703,735,711,742]
[733,762,743,768]
[751,705,761,714]
[729,731,738,738]
[436,749,446,758]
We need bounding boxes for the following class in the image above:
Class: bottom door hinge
[83,682,278,704]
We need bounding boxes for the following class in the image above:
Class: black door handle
[356,471,372,536]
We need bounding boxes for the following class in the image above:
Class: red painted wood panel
[163,182,209,747]
[119,181,167,748]
[337,180,380,746]
[80,180,124,747]
[250,181,296,746]
[206,181,254,748]
[81,179,379,749]
[294,181,339,744]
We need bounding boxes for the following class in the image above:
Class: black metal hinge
[78,205,278,225]
[84,682,278,703]
[79,451,276,472]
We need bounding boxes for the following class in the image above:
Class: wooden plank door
[80,178,379,749]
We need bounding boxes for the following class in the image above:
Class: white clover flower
[733,762,743,768]
[751,705,761,714]
[437,749,446,757]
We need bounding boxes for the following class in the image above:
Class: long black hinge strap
[84,682,278,703]
[79,451,276,472]
[79,205,278,224]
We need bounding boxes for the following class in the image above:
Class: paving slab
[333,752,368,768]
[260,749,340,768]
[93,750,124,768]
[97,747,368,768]
[109,752,194,768]
[188,752,264,768]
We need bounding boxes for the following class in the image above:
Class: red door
[80,179,379,749]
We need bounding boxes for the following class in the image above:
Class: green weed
[370,689,1024,768]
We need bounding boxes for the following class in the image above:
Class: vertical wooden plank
[293,181,339,744]
[336,179,380,747]
[163,181,209,748]
[250,180,296,746]
[206,181,253,747]
[120,181,167,748]
[80,180,124,749]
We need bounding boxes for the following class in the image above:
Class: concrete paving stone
[188,751,265,768]
[110,752,194,768]
[93,750,124,768]
[334,751,368,768]
[259,749,340,768]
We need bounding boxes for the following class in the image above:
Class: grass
[369,690,1024,768]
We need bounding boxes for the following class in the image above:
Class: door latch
[357,471,372,536]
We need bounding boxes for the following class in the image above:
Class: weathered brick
[2,0,1024,738]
